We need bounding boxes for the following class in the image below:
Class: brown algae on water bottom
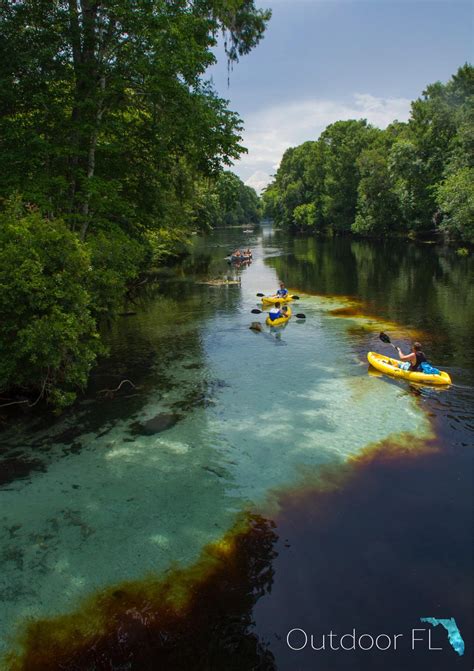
[258,432,439,518]
[328,303,424,340]
[4,514,278,671]
[254,435,472,670]
[4,435,443,671]
[291,291,426,341]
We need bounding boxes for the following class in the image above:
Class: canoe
[229,254,251,262]
[367,351,451,385]
[261,294,293,305]
[266,306,292,327]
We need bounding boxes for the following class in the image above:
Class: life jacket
[411,351,427,372]
[277,288,288,297]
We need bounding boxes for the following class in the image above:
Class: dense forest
[262,65,473,245]
[0,0,268,409]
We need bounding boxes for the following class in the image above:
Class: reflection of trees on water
[181,229,257,282]
[266,236,474,368]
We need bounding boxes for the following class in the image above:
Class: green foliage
[0,1,270,237]
[264,65,473,242]
[86,227,149,316]
[353,145,401,235]
[261,183,280,220]
[435,167,474,243]
[0,200,102,407]
[320,120,379,231]
[0,1,270,407]
[293,203,317,231]
[146,226,191,266]
[193,171,261,228]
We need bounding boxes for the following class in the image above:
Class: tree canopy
[0,0,270,407]
[262,65,474,244]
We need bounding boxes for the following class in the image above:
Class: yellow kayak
[261,294,293,305]
[266,306,292,327]
[367,351,451,385]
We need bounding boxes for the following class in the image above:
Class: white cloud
[244,170,272,193]
[234,94,412,192]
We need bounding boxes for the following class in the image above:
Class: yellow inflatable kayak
[266,306,292,327]
[367,351,451,385]
[261,294,293,305]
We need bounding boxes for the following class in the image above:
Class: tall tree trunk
[80,73,106,241]
[67,0,102,236]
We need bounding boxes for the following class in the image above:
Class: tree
[391,63,474,232]
[0,199,102,408]
[293,203,316,231]
[320,120,378,231]
[0,1,271,407]
[0,0,271,238]
[435,167,474,243]
[353,145,401,235]
[193,171,260,228]
[262,66,473,241]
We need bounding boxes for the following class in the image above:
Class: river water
[0,226,472,670]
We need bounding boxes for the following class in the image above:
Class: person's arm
[397,347,416,364]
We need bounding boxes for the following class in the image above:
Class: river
[0,225,472,670]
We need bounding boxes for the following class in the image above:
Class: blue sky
[207,0,473,191]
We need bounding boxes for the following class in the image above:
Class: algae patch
[4,514,277,671]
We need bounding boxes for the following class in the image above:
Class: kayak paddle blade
[251,308,262,314]
[295,313,306,319]
[256,293,264,297]
[379,332,391,344]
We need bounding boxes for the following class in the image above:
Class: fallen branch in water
[98,379,138,398]
[0,399,30,409]
[0,374,49,409]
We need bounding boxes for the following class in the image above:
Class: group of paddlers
[231,248,252,259]
[265,283,431,372]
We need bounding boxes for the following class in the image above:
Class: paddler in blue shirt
[276,282,289,299]
[268,302,283,321]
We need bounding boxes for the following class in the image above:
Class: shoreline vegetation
[0,1,471,417]
[262,65,473,246]
[0,1,267,411]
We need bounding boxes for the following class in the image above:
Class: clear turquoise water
[0,228,440,658]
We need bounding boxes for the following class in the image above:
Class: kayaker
[276,282,289,299]
[245,248,252,258]
[396,342,427,371]
[268,302,283,321]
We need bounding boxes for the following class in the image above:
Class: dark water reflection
[268,233,474,373]
[254,444,473,671]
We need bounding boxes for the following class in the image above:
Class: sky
[207,0,473,192]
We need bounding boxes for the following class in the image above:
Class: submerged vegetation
[262,65,474,244]
[0,0,268,407]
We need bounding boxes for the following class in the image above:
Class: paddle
[379,332,398,351]
[251,308,306,319]
[256,292,300,300]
